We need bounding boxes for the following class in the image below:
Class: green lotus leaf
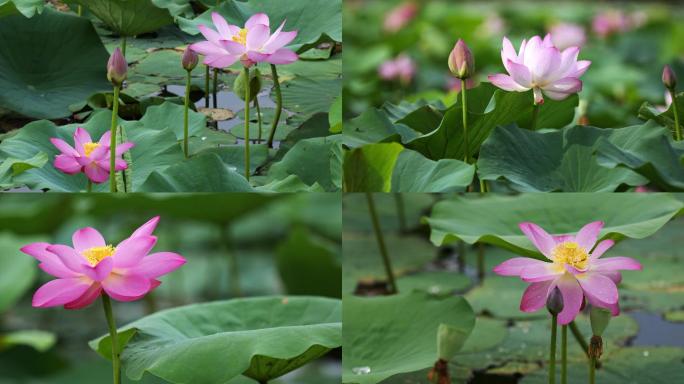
[0,9,110,119]
[0,233,39,313]
[342,292,475,384]
[65,0,180,36]
[0,0,44,18]
[396,271,472,296]
[426,193,684,258]
[90,297,341,383]
[0,330,56,353]
[139,101,207,141]
[638,92,683,134]
[178,0,342,52]
[343,143,404,192]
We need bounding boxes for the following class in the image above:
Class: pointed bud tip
[107,47,128,87]
[546,286,564,316]
[662,65,677,90]
[182,48,199,72]
[448,39,475,79]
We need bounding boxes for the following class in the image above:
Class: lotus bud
[234,68,263,102]
[590,306,612,337]
[437,323,469,361]
[107,47,127,87]
[662,65,677,91]
[546,286,564,316]
[448,39,475,80]
[182,47,199,72]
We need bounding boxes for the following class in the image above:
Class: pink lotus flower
[548,23,586,51]
[190,12,298,68]
[592,10,631,38]
[379,54,416,85]
[488,35,591,105]
[383,1,418,33]
[50,128,133,184]
[21,217,186,310]
[493,221,642,324]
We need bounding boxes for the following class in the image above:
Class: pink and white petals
[576,273,618,305]
[574,221,604,250]
[520,280,554,312]
[592,257,642,272]
[555,275,584,324]
[519,222,556,259]
[590,239,615,260]
[112,235,158,268]
[32,278,93,308]
[130,252,187,279]
[493,257,548,276]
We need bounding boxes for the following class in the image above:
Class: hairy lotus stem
[101,294,121,384]
[670,90,681,141]
[184,70,191,158]
[394,194,407,233]
[366,193,397,294]
[109,86,120,192]
[243,66,251,181]
[255,98,263,142]
[267,64,283,148]
[461,79,470,163]
[549,314,558,384]
[213,68,219,109]
[531,103,540,131]
[204,65,210,108]
[561,325,568,384]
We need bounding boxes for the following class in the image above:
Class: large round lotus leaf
[343,193,435,233]
[0,9,110,119]
[0,233,39,313]
[65,0,179,36]
[0,0,44,18]
[342,292,475,384]
[520,347,684,384]
[426,193,684,258]
[0,110,184,192]
[179,0,342,52]
[90,297,341,383]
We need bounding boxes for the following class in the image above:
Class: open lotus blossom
[548,22,586,50]
[493,221,642,325]
[488,35,591,105]
[50,128,133,184]
[190,12,298,68]
[21,217,186,309]
[378,54,416,85]
[383,1,418,33]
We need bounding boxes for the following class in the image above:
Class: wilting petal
[521,262,564,282]
[574,221,603,251]
[198,24,222,45]
[72,227,106,252]
[21,243,78,278]
[113,235,157,268]
[507,60,532,88]
[493,257,549,277]
[130,216,160,238]
[246,24,271,49]
[32,278,92,308]
[54,154,82,174]
[245,13,270,29]
[520,280,554,312]
[190,41,225,56]
[555,275,583,324]
[519,222,557,259]
[130,252,186,278]
[102,273,152,300]
[488,74,529,92]
[50,138,78,156]
[266,49,298,65]
[590,239,614,260]
[592,257,642,272]
[211,12,233,39]
[577,272,618,304]
[84,164,109,184]
[64,283,102,310]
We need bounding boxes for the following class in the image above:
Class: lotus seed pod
[233,68,263,102]
[662,65,677,90]
[107,47,127,87]
[437,323,469,361]
[182,47,199,72]
[546,286,564,316]
[448,39,475,79]
[590,306,612,337]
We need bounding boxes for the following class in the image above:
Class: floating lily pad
[267,136,343,192]
[426,194,684,258]
[0,9,110,119]
[91,297,341,383]
[66,0,178,36]
[343,292,475,384]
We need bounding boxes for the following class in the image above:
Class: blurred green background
[0,193,341,383]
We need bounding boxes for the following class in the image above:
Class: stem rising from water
[101,294,120,384]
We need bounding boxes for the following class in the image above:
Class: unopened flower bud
[590,306,612,337]
[182,47,199,72]
[662,65,677,90]
[448,39,475,80]
[546,287,564,316]
[234,68,263,102]
[107,47,127,87]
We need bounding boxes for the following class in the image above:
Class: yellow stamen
[82,245,116,266]
[84,142,100,157]
[552,241,588,270]
[232,28,248,45]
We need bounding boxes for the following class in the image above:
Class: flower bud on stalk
[448,39,475,80]
[546,286,564,316]
[662,65,677,91]
[107,48,127,87]
[182,47,199,72]
[234,68,263,103]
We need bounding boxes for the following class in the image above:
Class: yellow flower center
[552,241,588,270]
[82,245,116,266]
[84,142,100,157]
[232,28,248,45]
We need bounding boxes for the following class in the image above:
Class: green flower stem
[549,314,558,384]
[479,178,488,193]
[87,179,92,193]
[670,89,681,141]
[589,356,596,384]
[183,70,191,158]
[213,68,219,109]
[267,64,283,149]
[569,321,590,358]
[366,192,397,294]
[204,65,210,108]
[101,294,120,384]
[77,5,82,16]
[255,98,263,142]
[461,79,470,163]
[109,85,121,193]
[531,103,540,131]
[394,194,407,234]
[561,325,568,384]
[243,66,251,182]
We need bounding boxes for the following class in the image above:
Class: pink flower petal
[501,36,518,73]
[574,221,603,251]
[106,279,161,302]
[246,24,271,50]
[190,41,225,56]
[520,280,554,312]
[89,144,109,161]
[590,239,614,260]
[569,60,591,78]
[84,163,109,184]
[50,138,78,156]
[72,227,106,253]
[80,257,113,282]
[245,13,270,29]
[519,222,557,259]
[555,275,583,325]
[521,263,563,282]
[102,273,152,300]
[32,278,92,308]
[113,235,157,268]
[488,74,528,92]
[218,39,246,55]
[198,24,222,45]
[545,77,582,96]
[602,270,622,284]
[211,12,232,39]
[592,257,642,272]
[130,252,187,278]
[131,216,160,238]
[46,244,87,274]
[577,272,618,304]
[98,131,111,146]
[74,127,92,156]
[266,49,298,65]
[507,60,532,88]
[246,51,269,64]
[54,154,82,174]
[529,47,561,80]
[493,257,548,277]
[64,283,102,310]
[204,54,240,68]
[21,242,78,278]
[263,22,298,52]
